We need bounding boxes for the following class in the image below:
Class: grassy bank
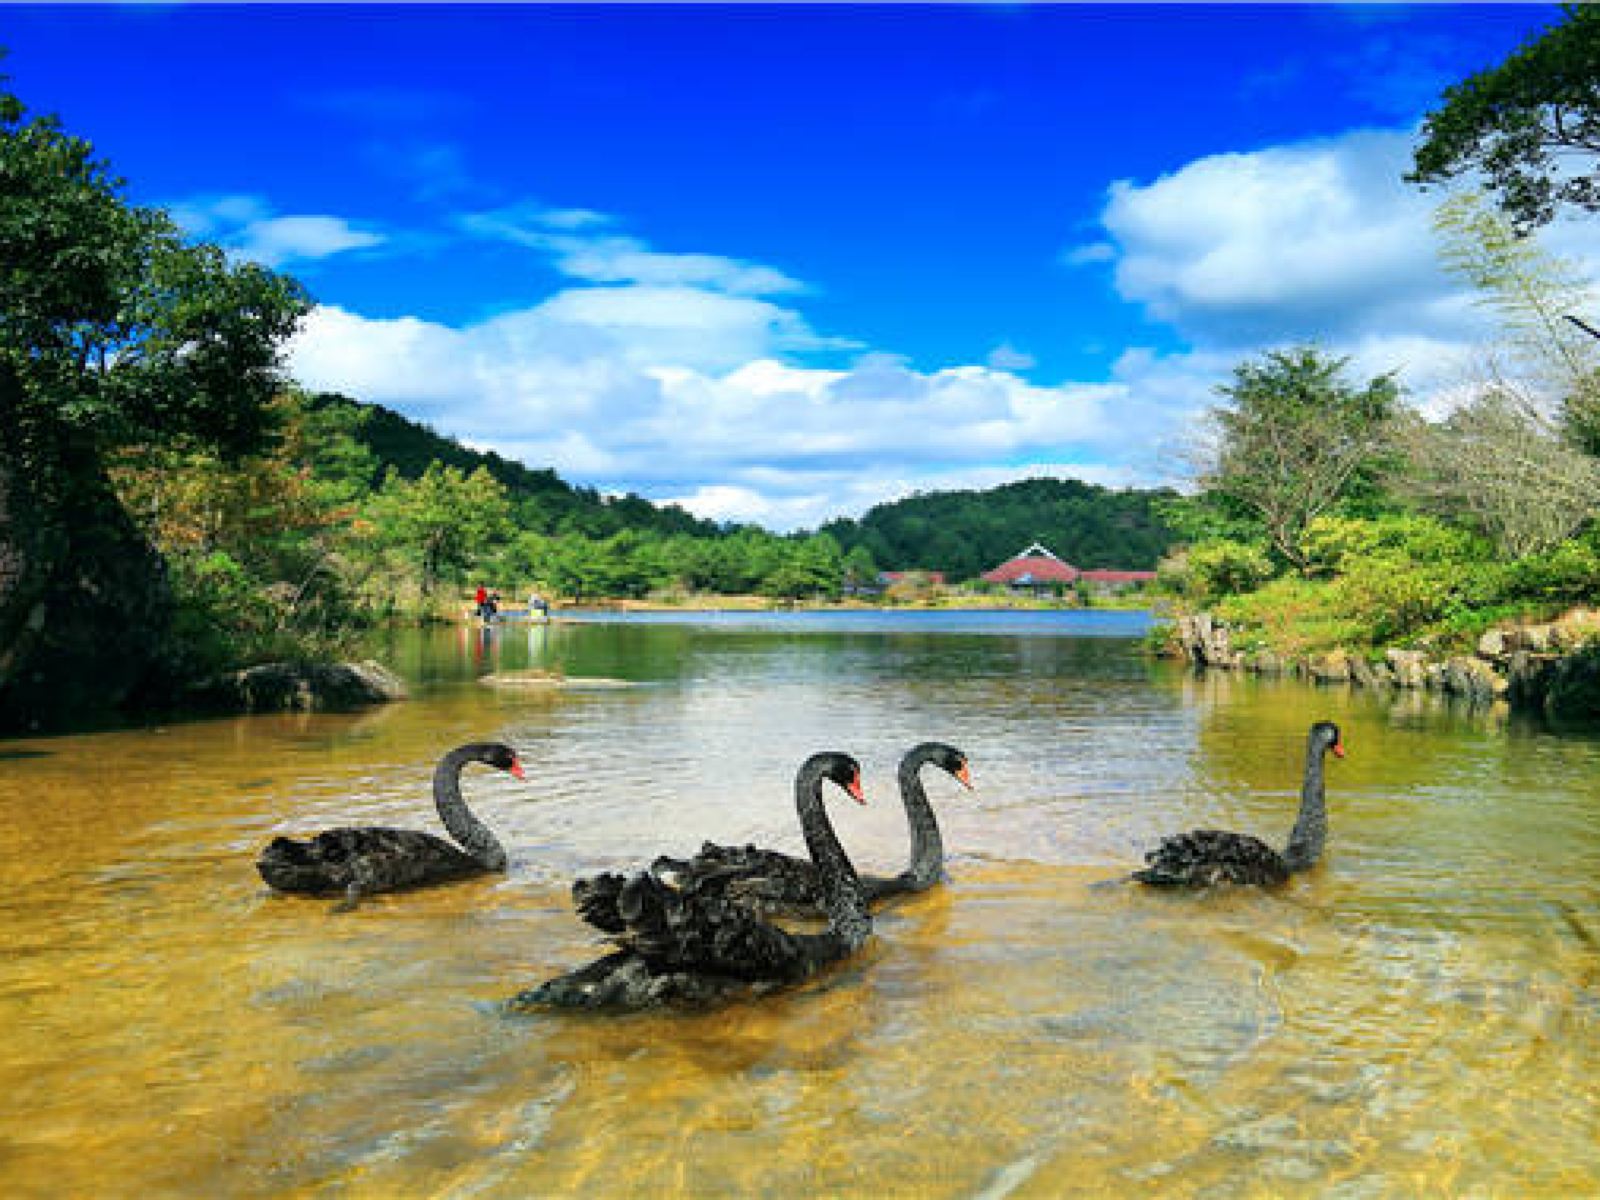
[1158,515,1600,661]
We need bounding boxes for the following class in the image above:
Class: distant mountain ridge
[820,476,1178,581]
[306,392,723,539]
[308,394,1176,577]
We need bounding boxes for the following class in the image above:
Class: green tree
[366,463,513,595]
[1433,191,1600,451]
[842,543,879,592]
[1201,348,1400,570]
[1410,5,1600,231]
[0,79,309,729]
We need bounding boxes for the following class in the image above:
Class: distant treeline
[821,477,1180,578]
[312,391,1178,582]
[306,392,725,540]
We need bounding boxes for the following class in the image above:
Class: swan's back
[613,869,853,983]
[573,843,820,934]
[256,827,484,894]
[1132,829,1290,888]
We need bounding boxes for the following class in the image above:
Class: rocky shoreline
[182,659,408,714]
[1172,612,1600,722]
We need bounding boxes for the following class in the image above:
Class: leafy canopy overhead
[0,74,308,457]
[1410,4,1600,232]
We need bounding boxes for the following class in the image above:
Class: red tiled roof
[982,554,1080,585]
[1078,569,1157,584]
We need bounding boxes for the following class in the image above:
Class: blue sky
[2,4,1576,527]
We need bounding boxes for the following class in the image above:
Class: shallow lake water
[2,610,1598,1196]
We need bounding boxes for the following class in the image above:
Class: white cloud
[461,203,806,296]
[288,290,1167,529]
[1100,129,1466,346]
[234,216,384,267]
[1091,126,1600,433]
[1063,241,1116,267]
[169,194,384,267]
[285,127,1600,532]
[987,343,1037,371]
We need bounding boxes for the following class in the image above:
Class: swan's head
[909,741,973,789]
[809,751,867,805]
[1310,721,1345,759]
[474,742,526,779]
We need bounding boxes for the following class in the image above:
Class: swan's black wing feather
[506,949,783,1011]
[614,870,851,983]
[255,827,484,895]
[1132,829,1291,888]
[570,840,918,931]
[570,841,823,933]
[522,860,854,1011]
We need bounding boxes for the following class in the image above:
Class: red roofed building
[981,543,1079,588]
[1078,568,1158,593]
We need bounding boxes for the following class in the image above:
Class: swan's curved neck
[434,747,508,870]
[898,751,944,889]
[1283,741,1329,872]
[797,764,870,948]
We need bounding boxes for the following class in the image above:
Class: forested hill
[305,392,722,539]
[820,477,1179,580]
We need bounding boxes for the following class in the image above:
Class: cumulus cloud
[169,194,384,267]
[286,127,1600,530]
[1088,125,1600,433]
[1098,128,1468,347]
[288,296,1163,529]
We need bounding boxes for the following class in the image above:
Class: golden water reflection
[1,619,1598,1196]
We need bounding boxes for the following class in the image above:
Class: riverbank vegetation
[1158,8,1600,676]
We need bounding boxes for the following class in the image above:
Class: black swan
[571,741,972,932]
[256,741,523,907]
[510,751,872,1010]
[1133,721,1345,888]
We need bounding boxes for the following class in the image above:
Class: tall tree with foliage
[365,463,513,597]
[1201,348,1400,570]
[1410,5,1600,232]
[0,77,308,730]
[1433,191,1600,451]
[1397,193,1600,554]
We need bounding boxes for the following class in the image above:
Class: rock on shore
[1171,612,1600,722]
[184,659,408,713]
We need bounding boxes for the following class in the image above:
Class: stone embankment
[1173,612,1600,721]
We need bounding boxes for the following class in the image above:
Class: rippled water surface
[3,611,1599,1197]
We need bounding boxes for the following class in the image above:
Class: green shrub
[1501,536,1600,603]
[1300,514,1485,576]
[1177,539,1276,603]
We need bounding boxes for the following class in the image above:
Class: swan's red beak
[954,763,973,789]
[1331,742,1345,759]
[845,773,867,805]
[508,757,527,779]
